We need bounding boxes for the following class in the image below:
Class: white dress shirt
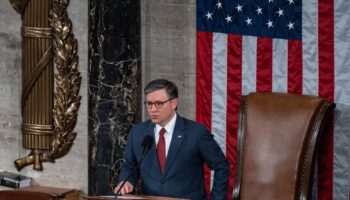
[154,114,177,157]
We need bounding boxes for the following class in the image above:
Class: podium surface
[83,194,188,200]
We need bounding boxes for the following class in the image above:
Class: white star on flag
[236,4,243,12]
[277,8,284,16]
[287,0,294,5]
[256,7,263,15]
[206,11,213,20]
[216,1,222,9]
[266,20,273,28]
[245,17,252,25]
[287,21,294,30]
[225,15,232,23]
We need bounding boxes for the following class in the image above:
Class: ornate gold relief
[42,0,81,162]
[10,0,81,171]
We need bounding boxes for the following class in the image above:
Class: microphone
[114,135,154,199]
[141,135,154,159]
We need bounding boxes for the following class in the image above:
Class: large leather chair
[233,92,335,200]
[0,190,59,200]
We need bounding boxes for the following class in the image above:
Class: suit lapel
[163,116,186,176]
[144,121,162,177]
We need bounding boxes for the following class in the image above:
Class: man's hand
[114,181,134,195]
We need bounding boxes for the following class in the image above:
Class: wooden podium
[0,186,79,200]
[18,186,80,200]
[83,194,188,200]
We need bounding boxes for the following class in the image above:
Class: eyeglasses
[144,98,174,109]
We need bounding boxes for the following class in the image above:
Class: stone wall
[0,0,88,195]
[142,0,196,120]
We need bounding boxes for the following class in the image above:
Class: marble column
[88,0,141,195]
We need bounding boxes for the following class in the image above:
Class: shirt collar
[155,113,177,135]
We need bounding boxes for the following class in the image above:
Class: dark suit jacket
[118,115,229,200]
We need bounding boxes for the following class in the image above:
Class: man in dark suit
[114,79,229,200]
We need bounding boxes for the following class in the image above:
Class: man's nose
[151,104,158,111]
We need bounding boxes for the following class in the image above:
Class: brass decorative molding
[11,0,81,171]
[22,26,53,38]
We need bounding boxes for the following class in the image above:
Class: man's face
[145,89,178,127]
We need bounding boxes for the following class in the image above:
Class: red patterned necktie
[157,127,166,173]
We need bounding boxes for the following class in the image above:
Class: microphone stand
[114,148,149,199]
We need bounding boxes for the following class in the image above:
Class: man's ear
[171,98,179,109]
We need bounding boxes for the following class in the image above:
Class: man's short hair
[144,79,178,99]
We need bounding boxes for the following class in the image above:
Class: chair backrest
[0,190,58,200]
[233,92,335,200]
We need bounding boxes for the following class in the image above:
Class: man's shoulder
[132,119,152,130]
[177,116,207,132]
[127,120,153,143]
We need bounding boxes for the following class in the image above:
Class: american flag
[196,0,350,199]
